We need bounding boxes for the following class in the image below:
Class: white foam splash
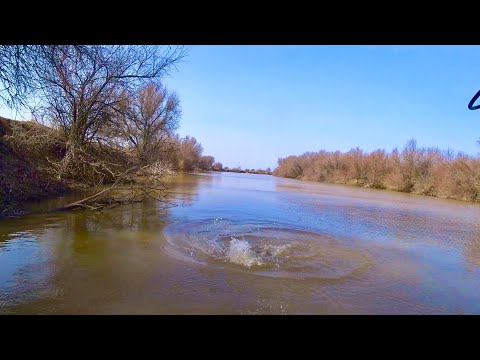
[227,238,264,267]
[263,244,291,257]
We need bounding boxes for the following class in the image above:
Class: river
[1,172,480,314]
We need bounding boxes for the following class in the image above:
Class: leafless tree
[30,46,185,147]
[1,45,189,212]
[199,155,215,171]
[178,136,203,171]
[115,82,181,166]
[24,45,186,181]
[0,45,38,109]
[212,162,223,171]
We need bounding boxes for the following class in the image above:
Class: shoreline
[272,173,480,205]
[221,170,272,175]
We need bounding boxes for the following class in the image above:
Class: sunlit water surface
[1,172,480,314]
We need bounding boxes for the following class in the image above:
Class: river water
[1,172,480,314]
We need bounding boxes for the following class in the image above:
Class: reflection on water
[1,172,480,314]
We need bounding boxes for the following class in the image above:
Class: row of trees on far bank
[274,139,480,202]
[222,167,272,175]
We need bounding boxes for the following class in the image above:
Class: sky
[2,45,480,169]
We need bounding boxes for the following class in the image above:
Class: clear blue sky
[2,45,480,170]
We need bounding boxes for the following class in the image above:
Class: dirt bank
[0,117,69,216]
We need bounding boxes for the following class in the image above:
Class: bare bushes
[440,155,480,201]
[176,135,203,171]
[199,155,215,171]
[364,149,390,189]
[274,139,480,202]
[275,156,304,178]
[212,162,223,171]
[167,135,218,172]
[4,120,64,158]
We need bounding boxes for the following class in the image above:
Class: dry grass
[1,116,180,216]
[0,117,68,215]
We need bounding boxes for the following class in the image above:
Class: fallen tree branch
[53,165,139,212]
[50,161,178,212]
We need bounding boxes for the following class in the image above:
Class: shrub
[274,139,480,202]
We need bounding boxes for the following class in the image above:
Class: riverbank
[272,173,480,204]
[273,143,480,204]
[222,168,272,175]
[0,117,263,217]
[0,117,71,216]
[0,117,215,217]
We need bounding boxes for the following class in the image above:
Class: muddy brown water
[1,172,480,314]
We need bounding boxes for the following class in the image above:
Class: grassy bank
[0,117,72,216]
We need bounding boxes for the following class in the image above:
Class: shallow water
[1,172,480,314]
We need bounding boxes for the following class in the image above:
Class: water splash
[227,238,264,267]
[163,218,372,280]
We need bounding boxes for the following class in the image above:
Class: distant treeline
[222,167,272,175]
[274,139,480,202]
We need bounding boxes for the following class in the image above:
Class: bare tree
[212,162,223,171]
[199,155,215,171]
[25,45,186,181]
[0,45,190,213]
[31,46,185,146]
[178,136,203,171]
[115,82,181,166]
[0,45,38,109]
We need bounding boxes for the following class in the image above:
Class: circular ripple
[163,218,372,280]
